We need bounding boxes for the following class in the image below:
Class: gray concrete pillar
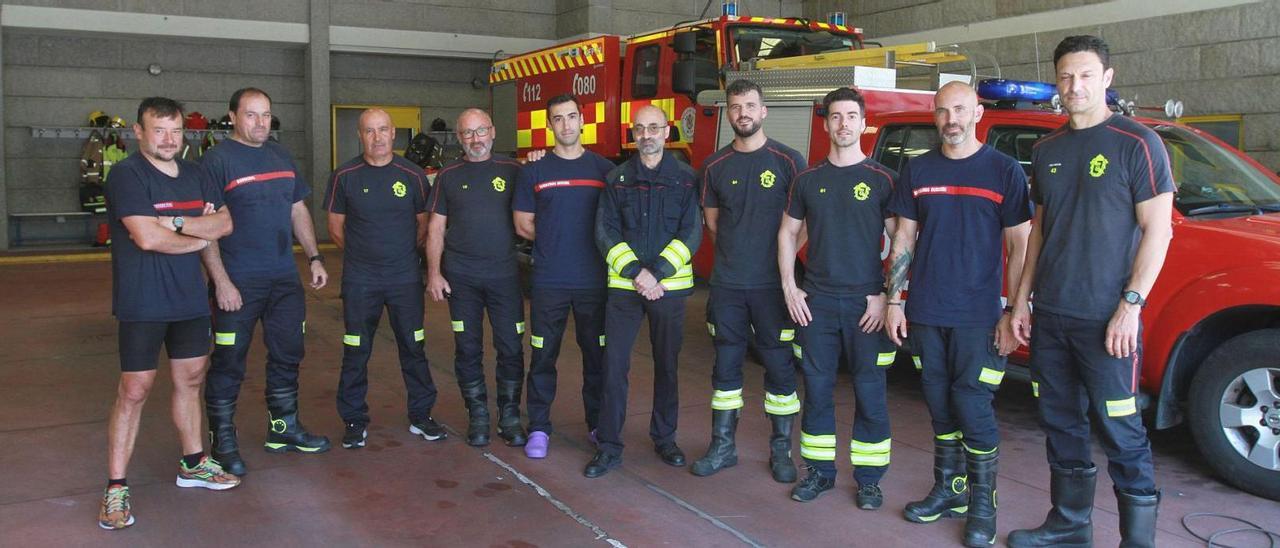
[0,22,9,251]
[306,0,331,240]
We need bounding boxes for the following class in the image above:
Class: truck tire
[1188,329,1280,501]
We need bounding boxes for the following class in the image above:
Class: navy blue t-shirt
[324,155,429,286]
[888,145,1032,328]
[513,150,612,289]
[429,157,521,280]
[700,139,807,289]
[107,154,223,322]
[785,159,896,297]
[200,139,310,278]
[1030,115,1174,321]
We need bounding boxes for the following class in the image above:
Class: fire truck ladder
[750,41,969,71]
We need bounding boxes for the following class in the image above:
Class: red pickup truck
[868,106,1280,501]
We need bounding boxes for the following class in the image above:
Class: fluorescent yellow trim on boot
[343,334,360,346]
[935,431,963,441]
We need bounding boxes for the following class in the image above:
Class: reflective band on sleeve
[343,334,361,346]
[935,431,963,441]
[792,343,802,359]
[414,329,425,342]
[912,355,923,370]
[659,239,692,271]
[800,432,837,461]
[214,332,236,346]
[779,329,795,342]
[606,242,639,274]
[1031,381,1040,398]
[451,320,464,332]
[850,438,892,467]
[516,322,525,334]
[978,367,1005,386]
[1105,397,1137,417]
[599,335,606,347]
[764,391,801,415]
[706,322,716,337]
[531,335,545,349]
[711,388,744,410]
[877,351,896,367]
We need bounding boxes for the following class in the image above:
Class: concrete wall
[330,52,491,131]
[2,32,308,215]
[802,0,1280,170]
[559,0,804,38]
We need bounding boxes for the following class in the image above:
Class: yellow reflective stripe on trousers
[214,332,236,346]
[978,367,1005,386]
[531,335,545,349]
[764,391,800,415]
[792,343,802,359]
[779,329,795,342]
[1031,381,1040,398]
[605,242,639,273]
[935,431,963,441]
[451,320,464,332]
[963,442,997,455]
[343,334,361,346]
[912,355,923,370]
[599,335,606,347]
[413,329,425,342]
[658,239,691,271]
[516,322,525,334]
[301,321,305,334]
[1106,396,1137,417]
[711,389,744,410]
[850,438,892,466]
[706,322,716,337]
[800,432,837,461]
[877,351,896,366]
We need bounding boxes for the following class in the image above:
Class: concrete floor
[1,250,1277,547]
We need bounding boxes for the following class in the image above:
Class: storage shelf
[29,126,279,140]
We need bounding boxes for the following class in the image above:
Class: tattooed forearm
[887,249,913,298]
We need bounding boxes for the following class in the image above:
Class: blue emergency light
[722,0,738,16]
[827,12,847,26]
[977,79,1057,102]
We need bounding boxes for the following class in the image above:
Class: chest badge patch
[1089,154,1109,178]
[392,181,406,198]
[760,170,776,188]
[853,182,871,201]
[492,176,507,192]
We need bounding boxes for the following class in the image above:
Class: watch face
[174,217,184,228]
[1123,291,1140,304]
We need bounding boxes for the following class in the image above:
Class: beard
[731,117,760,138]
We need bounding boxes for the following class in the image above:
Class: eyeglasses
[632,124,667,136]
[458,126,493,138]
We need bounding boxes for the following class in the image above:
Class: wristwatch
[1122,290,1146,307]
[172,216,185,234]
[309,254,325,264]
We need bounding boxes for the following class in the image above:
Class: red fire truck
[490,15,1280,501]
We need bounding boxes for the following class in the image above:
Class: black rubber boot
[206,398,246,475]
[496,379,527,447]
[1007,465,1096,548]
[263,389,331,454]
[691,409,739,476]
[903,438,968,524]
[1116,488,1160,548]
[768,413,798,483]
[459,379,490,447]
[962,448,998,547]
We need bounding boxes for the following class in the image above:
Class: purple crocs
[525,431,549,459]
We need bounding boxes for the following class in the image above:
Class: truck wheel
[1188,329,1280,501]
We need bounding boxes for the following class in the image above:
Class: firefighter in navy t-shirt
[100,97,237,531]
[692,79,807,483]
[325,109,444,450]
[885,82,1032,546]
[583,105,703,479]
[200,88,331,476]
[426,108,528,448]
[1007,36,1174,548]
[513,94,614,459]
[779,87,897,509]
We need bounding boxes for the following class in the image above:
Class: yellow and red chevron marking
[490,38,608,84]
[517,101,608,149]
[620,98,688,143]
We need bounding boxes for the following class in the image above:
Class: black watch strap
[309,254,324,264]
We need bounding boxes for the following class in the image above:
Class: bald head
[457,108,495,161]
[358,108,395,165]
[632,105,669,158]
[934,81,983,150]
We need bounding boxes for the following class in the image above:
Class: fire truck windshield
[1156,125,1280,216]
[730,26,857,63]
